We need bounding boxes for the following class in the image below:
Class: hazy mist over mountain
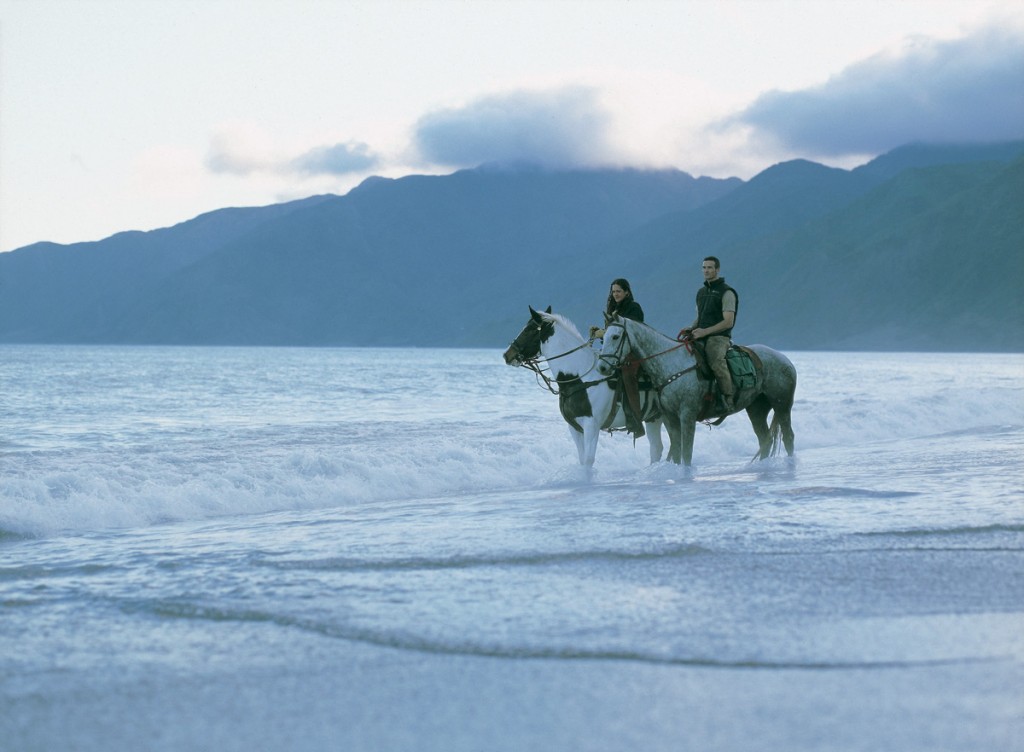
[2,141,1022,352]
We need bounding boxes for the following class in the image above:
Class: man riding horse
[679,256,738,414]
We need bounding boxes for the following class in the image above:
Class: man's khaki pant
[704,335,734,397]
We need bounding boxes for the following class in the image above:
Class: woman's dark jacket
[611,300,644,322]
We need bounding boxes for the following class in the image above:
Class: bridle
[506,320,609,395]
[599,319,699,391]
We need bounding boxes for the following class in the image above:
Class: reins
[510,328,612,395]
[601,322,699,392]
[520,357,613,395]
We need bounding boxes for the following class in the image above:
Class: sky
[1,0,1022,252]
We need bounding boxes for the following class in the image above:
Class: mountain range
[2,140,1022,352]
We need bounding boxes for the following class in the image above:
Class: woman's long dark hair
[605,278,635,316]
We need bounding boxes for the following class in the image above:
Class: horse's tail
[767,413,785,458]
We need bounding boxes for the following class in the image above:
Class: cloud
[206,125,379,177]
[718,25,1024,158]
[412,86,618,169]
[205,125,277,175]
[290,142,379,175]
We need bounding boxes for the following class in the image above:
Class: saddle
[604,377,660,431]
[606,374,656,392]
[691,341,763,421]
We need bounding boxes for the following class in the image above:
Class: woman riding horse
[597,279,646,438]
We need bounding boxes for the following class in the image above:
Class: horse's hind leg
[777,367,797,456]
[746,395,773,459]
[769,386,796,456]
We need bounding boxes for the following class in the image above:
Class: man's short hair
[703,256,721,269]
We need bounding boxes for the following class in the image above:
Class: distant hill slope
[548,143,1024,352]
[1,141,1021,351]
[744,156,1024,350]
[0,195,335,342]
[0,167,735,346]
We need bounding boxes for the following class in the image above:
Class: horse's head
[596,313,628,376]
[503,305,555,365]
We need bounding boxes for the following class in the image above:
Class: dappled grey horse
[598,314,796,466]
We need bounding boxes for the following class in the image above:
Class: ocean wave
[0,561,115,582]
[123,596,1000,671]
[856,523,1024,538]
[0,528,31,543]
[779,486,921,499]
[1,348,1020,539]
[2,418,1020,539]
[254,543,714,573]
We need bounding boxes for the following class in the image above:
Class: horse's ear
[529,306,542,322]
[545,306,552,314]
[603,311,613,325]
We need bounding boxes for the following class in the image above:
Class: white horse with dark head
[598,314,796,467]
[503,307,664,466]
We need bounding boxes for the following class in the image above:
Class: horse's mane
[545,312,585,342]
[623,315,684,345]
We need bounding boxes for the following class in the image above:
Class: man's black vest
[696,278,738,338]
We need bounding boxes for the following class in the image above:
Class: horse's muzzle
[502,345,521,366]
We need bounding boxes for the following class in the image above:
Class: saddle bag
[726,347,758,390]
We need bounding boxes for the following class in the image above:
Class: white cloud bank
[205,125,380,177]
[199,23,1024,187]
[411,86,621,169]
[718,24,1024,158]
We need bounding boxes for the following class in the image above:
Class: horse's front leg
[645,419,664,463]
[662,413,682,464]
[679,411,697,467]
[579,417,601,467]
[567,425,588,465]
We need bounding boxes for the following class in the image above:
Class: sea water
[1,345,1021,752]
